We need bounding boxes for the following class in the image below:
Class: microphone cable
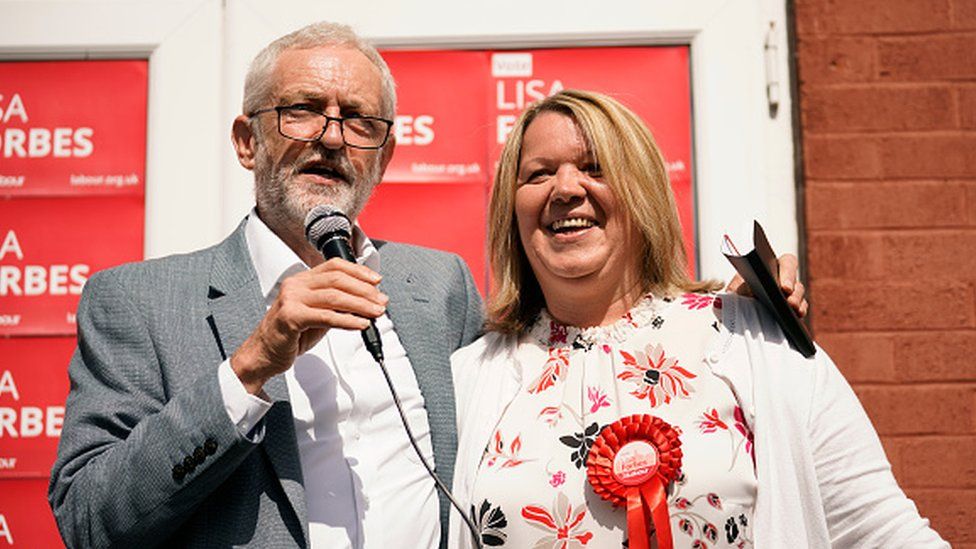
[374,355,484,549]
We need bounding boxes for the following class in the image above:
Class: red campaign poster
[0,195,145,336]
[358,183,487,290]
[0,60,147,197]
[489,47,696,272]
[380,51,490,184]
[0,479,64,547]
[0,337,74,479]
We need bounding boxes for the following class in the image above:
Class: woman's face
[514,111,639,296]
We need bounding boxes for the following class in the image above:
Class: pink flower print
[706,493,722,510]
[697,408,729,434]
[529,347,571,394]
[485,430,525,468]
[622,311,638,328]
[522,492,594,548]
[550,471,566,488]
[674,497,692,510]
[549,321,568,344]
[601,344,612,354]
[616,343,696,407]
[734,406,755,462]
[682,293,716,310]
[714,296,723,309]
[586,386,611,413]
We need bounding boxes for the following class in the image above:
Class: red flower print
[682,293,716,310]
[522,492,593,548]
[706,493,723,510]
[697,409,729,434]
[529,347,571,394]
[674,497,692,509]
[586,386,610,413]
[550,471,566,488]
[537,406,564,427]
[617,343,696,407]
[733,406,755,463]
[485,430,525,468]
[702,522,719,543]
[549,321,568,344]
[601,344,612,354]
[714,297,723,309]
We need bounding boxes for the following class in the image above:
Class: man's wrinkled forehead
[268,46,386,113]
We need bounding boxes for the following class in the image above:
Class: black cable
[374,358,484,549]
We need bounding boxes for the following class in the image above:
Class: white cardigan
[449,294,948,548]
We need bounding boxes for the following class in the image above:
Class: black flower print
[559,422,603,469]
[725,516,740,543]
[651,315,665,329]
[472,499,508,546]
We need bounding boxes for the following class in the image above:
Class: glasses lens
[344,117,389,148]
[278,108,326,141]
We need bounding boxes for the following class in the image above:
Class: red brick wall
[795,0,976,545]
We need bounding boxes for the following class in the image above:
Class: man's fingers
[777,253,799,292]
[726,273,747,294]
[311,257,382,284]
[305,287,386,320]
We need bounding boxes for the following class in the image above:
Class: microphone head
[304,205,352,249]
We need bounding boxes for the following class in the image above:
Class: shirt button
[172,464,186,481]
[204,438,218,455]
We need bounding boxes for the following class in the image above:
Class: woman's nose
[550,165,588,202]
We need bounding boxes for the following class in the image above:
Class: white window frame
[0,0,225,259]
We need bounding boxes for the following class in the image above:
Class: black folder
[722,221,816,358]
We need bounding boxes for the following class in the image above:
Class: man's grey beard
[253,147,383,238]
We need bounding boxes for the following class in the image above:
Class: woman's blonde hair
[487,89,718,334]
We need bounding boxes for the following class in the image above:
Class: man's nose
[320,118,345,150]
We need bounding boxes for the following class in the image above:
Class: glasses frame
[250,105,394,150]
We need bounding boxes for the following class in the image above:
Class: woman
[450,90,946,548]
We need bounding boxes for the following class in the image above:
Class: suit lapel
[206,219,308,540]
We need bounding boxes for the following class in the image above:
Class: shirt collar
[244,208,380,299]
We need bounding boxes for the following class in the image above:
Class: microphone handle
[318,235,385,362]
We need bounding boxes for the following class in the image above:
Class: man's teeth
[550,218,596,231]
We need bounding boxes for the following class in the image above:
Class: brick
[893,331,976,382]
[818,332,896,382]
[881,134,976,178]
[797,37,876,84]
[794,0,825,36]
[804,136,882,179]
[960,85,976,128]
[879,34,976,80]
[806,181,969,229]
[814,0,951,34]
[881,231,976,279]
[891,436,976,487]
[906,488,976,543]
[967,182,976,224]
[811,281,975,331]
[806,233,886,279]
[853,385,975,435]
[955,0,976,29]
[804,86,955,132]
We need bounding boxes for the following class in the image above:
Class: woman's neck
[541,276,644,328]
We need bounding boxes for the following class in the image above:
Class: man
[49,21,805,549]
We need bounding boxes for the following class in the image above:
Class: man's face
[248,46,394,231]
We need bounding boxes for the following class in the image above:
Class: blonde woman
[450,90,945,549]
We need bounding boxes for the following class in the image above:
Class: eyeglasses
[250,105,394,150]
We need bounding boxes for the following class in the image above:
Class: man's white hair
[242,21,397,118]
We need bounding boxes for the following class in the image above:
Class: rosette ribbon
[586,414,682,549]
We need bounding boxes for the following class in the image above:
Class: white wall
[0,0,797,280]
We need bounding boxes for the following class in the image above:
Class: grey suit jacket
[48,218,484,548]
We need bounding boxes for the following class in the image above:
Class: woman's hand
[725,253,809,318]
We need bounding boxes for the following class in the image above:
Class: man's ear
[378,133,396,176]
[231,115,257,171]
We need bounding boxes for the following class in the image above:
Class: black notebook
[722,221,816,358]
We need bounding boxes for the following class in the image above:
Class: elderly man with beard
[49,22,482,549]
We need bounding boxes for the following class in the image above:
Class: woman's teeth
[550,218,596,232]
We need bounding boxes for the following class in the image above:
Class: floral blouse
[468,293,757,548]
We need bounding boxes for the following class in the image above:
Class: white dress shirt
[217,211,440,548]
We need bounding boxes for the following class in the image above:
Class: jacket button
[172,464,186,481]
[183,455,196,474]
[204,438,218,455]
[193,447,206,464]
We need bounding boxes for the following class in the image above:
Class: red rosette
[586,414,682,549]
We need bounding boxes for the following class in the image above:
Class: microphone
[304,205,384,363]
